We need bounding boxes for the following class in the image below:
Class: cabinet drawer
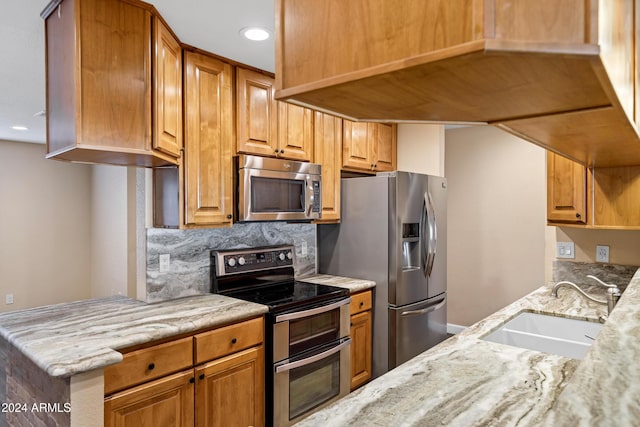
[350,290,372,315]
[104,337,193,395]
[194,317,264,364]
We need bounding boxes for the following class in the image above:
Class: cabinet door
[183,51,234,226]
[350,310,372,391]
[153,18,183,158]
[374,123,397,172]
[277,102,314,160]
[314,112,342,222]
[547,152,587,223]
[237,68,278,157]
[343,120,375,172]
[104,370,194,427]
[195,346,265,427]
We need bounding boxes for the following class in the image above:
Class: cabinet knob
[280,149,285,154]
[148,363,155,371]
[275,149,280,154]
[199,373,205,380]
[359,301,364,307]
[227,214,232,219]
[189,377,195,384]
[576,213,581,218]
[231,337,237,344]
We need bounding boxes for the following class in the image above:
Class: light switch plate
[556,242,575,259]
[159,254,170,273]
[596,245,610,263]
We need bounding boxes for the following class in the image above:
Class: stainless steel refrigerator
[318,171,447,378]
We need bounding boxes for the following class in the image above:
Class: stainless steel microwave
[237,154,322,222]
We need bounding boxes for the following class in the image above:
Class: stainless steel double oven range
[211,245,351,427]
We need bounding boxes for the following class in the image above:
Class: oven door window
[289,349,340,420]
[288,309,340,355]
[251,176,305,213]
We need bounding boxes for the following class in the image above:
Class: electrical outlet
[159,254,170,273]
[596,245,610,263]
[556,242,575,259]
[5,294,14,305]
[301,241,308,256]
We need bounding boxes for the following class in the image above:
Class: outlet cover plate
[557,242,575,259]
[159,254,170,273]
[596,245,610,263]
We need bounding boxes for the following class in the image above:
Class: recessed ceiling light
[240,27,271,41]
[11,125,28,131]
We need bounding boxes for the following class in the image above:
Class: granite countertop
[296,268,640,426]
[0,294,267,378]
[298,274,376,293]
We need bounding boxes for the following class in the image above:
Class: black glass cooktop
[222,280,349,313]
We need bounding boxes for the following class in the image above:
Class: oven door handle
[275,338,352,373]
[275,297,351,322]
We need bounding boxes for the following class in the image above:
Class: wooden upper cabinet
[153,18,183,158]
[237,67,312,161]
[374,123,397,172]
[547,152,587,224]
[343,121,396,173]
[183,51,234,227]
[42,0,179,167]
[237,68,279,157]
[277,102,314,161]
[275,0,640,167]
[314,113,342,222]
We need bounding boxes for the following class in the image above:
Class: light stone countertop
[0,294,268,378]
[296,268,640,426]
[298,274,376,293]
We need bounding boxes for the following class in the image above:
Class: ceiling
[0,0,275,145]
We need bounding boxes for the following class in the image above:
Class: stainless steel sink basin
[481,312,603,360]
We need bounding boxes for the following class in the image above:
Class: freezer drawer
[388,296,447,369]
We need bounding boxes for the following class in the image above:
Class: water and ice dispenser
[402,223,420,270]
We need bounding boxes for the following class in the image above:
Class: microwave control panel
[312,181,321,212]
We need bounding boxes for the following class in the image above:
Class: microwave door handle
[275,338,351,373]
[275,297,351,322]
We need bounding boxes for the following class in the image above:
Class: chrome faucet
[551,275,621,315]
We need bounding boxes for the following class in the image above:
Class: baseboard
[447,323,466,335]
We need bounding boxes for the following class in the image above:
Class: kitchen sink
[481,312,603,360]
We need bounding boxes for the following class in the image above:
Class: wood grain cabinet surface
[275,0,640,167]
[104,317,264,427]
[343,120,397,174]
[547,151,640,229]
[547,152,587,224]
[237,68,313,161]
[349,290,373,391]
[313,112,343,222]
[42,0,181,167]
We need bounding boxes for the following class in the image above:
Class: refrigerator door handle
[421,191,437,277]
[400,297,446,317]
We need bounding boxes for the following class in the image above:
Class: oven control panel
[212,245,295,276]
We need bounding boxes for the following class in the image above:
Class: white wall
[445,126,547,326]
[0,140,92,311]
[397,124,445,176]
[90,165,128,298]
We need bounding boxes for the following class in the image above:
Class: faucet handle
[586,275,618,289]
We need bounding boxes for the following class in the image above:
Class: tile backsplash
[146,223,316,302]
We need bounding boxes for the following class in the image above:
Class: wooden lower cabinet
[105,317,264,427]
[195,346,265,427]
[104,370,195,427]
[349,290,373,390]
